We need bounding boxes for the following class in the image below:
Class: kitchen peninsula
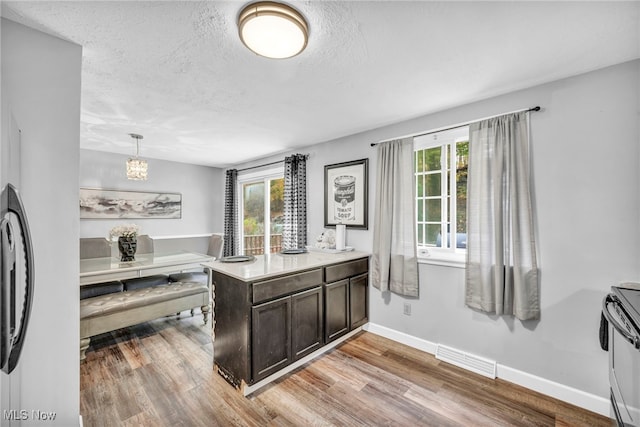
[211,250,370,395]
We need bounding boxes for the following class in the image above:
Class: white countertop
[210,250,370,282]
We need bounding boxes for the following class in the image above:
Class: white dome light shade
[238,2,308,59]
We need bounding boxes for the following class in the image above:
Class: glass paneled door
[241,176,284,255]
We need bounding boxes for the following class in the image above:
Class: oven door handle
[603,294,640,350]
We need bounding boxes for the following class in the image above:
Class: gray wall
[236,60,640,402]
[364,60,639,399]
[80,149,224,240]
[1,18,82,425]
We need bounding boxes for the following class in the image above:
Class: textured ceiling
[2,1,639,168]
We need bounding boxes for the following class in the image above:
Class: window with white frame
[237,167,285,255]
[414,126,469,257]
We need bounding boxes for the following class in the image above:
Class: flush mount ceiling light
[126,133,148,181]
[238,1,308,59]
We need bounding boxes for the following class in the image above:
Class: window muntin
[415,126,468,255]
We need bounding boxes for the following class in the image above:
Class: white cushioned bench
[79,275,210,360]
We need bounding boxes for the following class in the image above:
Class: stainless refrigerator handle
[602,294,640,350]
[3,183,34,374]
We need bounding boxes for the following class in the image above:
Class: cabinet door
[324,279,349,343]
[350,272,369,329]
[291,287,323,360]
[252,295,292,382]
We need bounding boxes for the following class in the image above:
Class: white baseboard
[363,322,610,418]
[363,323,437,354]
[496,365,610,417]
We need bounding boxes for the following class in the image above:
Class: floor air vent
[435,344,497,379]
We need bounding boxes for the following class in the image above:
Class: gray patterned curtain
[283,154,307,250]
[223,169,238,257]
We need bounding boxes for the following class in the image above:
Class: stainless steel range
[603,283,640,426]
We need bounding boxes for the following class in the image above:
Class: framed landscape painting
[324,158,368,229]
[79,188,182,219]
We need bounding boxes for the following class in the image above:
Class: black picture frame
[324,158,368,229]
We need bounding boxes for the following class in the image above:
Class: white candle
[335,224,346,250]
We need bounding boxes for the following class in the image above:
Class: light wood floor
[80,314,613,427]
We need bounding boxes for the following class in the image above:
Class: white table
[80,251,213,286]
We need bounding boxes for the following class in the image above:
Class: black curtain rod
[235,153,309,172]
[370,106,541,147]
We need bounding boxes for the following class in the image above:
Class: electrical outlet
[403,302,411,316]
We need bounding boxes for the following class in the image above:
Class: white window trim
[415,126,468,268]
[237,166,284,255]
[417,248,466,268]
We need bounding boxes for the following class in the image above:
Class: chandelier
[126,133,148,181]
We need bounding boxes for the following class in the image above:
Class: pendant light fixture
[126,133,148,181]
[238,2,308,59]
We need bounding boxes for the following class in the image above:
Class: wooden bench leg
[80,337,91,361]
[201,304,210,325]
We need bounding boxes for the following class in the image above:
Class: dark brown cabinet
[350,272,369,329]
[213,255,368,391]
[324,279,349,342]
[291,287,323,360]
[252,295,292,381]
[324,259,369,344]
[251,286,323,382]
